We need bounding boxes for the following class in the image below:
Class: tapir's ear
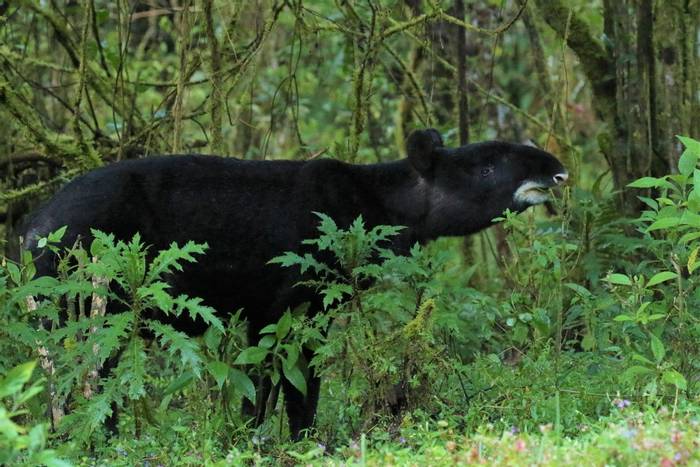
[406,128,444,173]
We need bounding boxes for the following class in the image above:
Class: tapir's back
[25,156,305,249]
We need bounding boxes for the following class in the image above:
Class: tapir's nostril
[553,173,568,185]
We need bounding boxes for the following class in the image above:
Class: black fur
[23,129,566,438]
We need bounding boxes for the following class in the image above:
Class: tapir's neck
[356,160,435,242]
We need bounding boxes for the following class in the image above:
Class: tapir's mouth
[514,180,555,205]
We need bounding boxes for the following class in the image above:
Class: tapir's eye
[480,165,495,177]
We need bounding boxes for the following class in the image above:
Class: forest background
[1,0,699,465]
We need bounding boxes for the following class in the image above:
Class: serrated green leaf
[120,338,147,400]
[149,321,203,376]
[321,283,353,309]
[646,271,677,288]
[146,240,208,283]
[172,294,224,332]
[268,251,305,268]
[138,281,173,311]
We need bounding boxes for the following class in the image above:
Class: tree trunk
[534,0,700,216]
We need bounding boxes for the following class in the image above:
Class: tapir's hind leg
[283,346,321,440]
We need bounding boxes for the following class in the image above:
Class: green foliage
[271,214,459,439]
[3,138,700,462]
[0,230,249,445]
[0,361,70,466]
[601,135,700,397]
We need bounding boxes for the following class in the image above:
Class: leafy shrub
[0,230,251,445]
[0,361,69,466]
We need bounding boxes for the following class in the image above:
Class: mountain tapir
[23,129,567,438]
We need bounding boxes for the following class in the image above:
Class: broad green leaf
[230,368,256,403]
[627,177,664,188]
[678,149,698,175]
[613,314,634,322]
[606,273,632,286]
[0,361,36,398]
[680,211,700,228]
[650,334,665,363]
[276,312,292,340]
[15,383,44,406]
[637,196,658,211]
[282,364,307,396]
[31,451,72,467]
[163,371,195,395]
[647,217,682,231]
[233,346,269,365]
[47,226,67,244]
[207,360,230,389]
[284,345,300,371]
[564,282,592,298]
[632,353,654,365]
[258,335,276,349]
[646,271,677,288]
[679,231,700,244]
[260,323,277,334]
[662,369,687,390]
[6,262,20,285]
[678,135,700,156]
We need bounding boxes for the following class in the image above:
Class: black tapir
[23,129,567,438]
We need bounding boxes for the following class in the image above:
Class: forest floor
[65,408,699,466]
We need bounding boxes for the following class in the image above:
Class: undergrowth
[1,136,699,464]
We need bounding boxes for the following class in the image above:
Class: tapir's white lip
[514,180,552,205]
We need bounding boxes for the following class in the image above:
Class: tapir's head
[406,129,568,236]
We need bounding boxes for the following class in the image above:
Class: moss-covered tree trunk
[534,0,699,215]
